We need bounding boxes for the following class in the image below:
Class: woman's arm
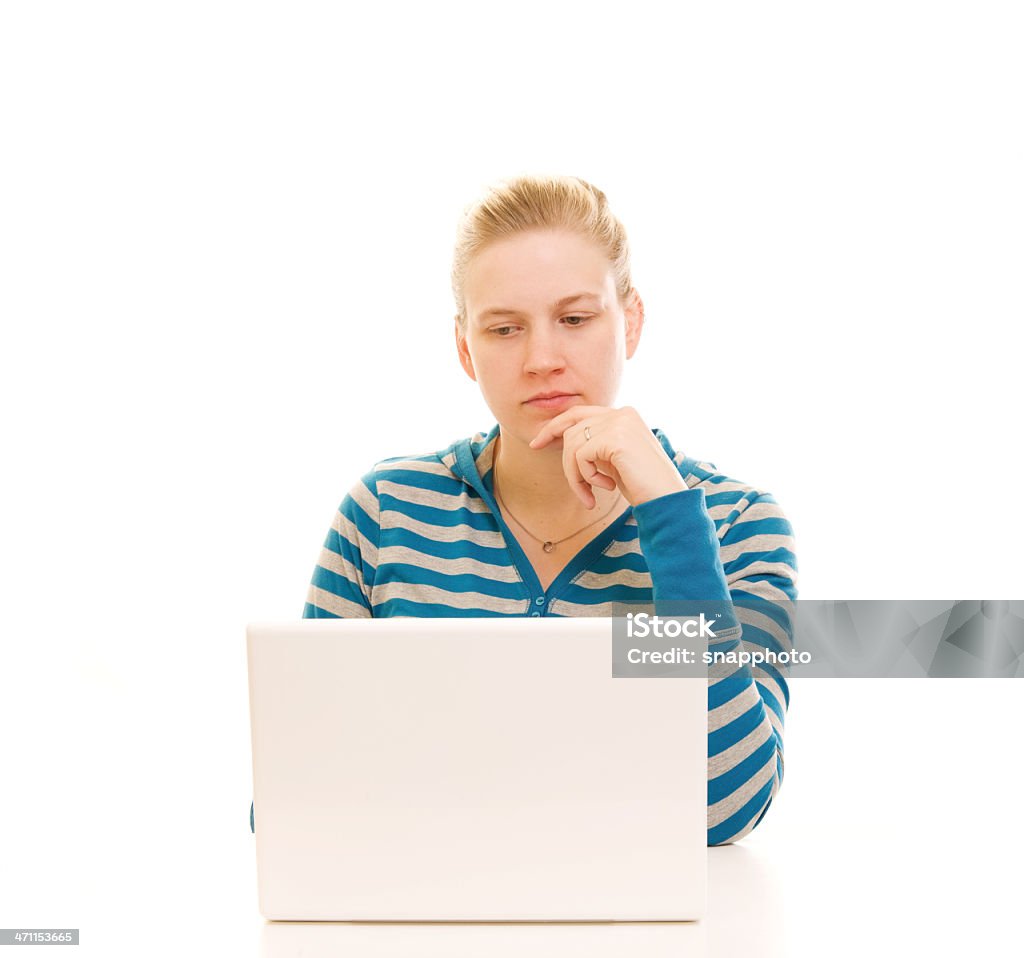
[633,486,797,846]
[531,406,797,845]
[303,469,381,619]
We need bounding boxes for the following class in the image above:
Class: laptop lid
[247,617,707,921]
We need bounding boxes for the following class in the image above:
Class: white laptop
[247,617,707,921]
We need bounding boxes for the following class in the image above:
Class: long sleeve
[633,486,797,845]
[251,469,381,833]
[303,469,381,618]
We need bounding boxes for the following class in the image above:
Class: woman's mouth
[524,393,579,410]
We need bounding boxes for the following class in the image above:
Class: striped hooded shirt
[266,424,797,845]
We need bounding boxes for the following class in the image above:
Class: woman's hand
[529,406,687,509]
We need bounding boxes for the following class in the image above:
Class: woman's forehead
[464,229,616,315]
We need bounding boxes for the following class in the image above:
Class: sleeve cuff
[633,487,733,607]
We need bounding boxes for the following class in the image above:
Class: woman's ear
[455,319,477,381]
[624,289,645,359]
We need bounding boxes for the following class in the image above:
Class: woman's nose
[522,328,566,375]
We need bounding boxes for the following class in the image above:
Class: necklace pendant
[542,541,554,553]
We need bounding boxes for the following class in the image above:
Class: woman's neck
[491,430,621,532]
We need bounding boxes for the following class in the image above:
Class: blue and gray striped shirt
[254,424,797,845]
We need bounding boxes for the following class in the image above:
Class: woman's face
[457,228,643,447]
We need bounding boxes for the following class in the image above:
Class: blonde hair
[451,174,633,330]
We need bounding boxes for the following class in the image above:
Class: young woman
[277,175,797,846]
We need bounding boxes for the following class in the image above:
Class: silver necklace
[493,474,623,553]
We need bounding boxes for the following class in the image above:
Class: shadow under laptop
[259,916,706,957]
[257,844,783,958]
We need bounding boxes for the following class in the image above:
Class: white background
[1,2,1021,955]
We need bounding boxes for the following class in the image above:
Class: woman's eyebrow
[478,293,603,320]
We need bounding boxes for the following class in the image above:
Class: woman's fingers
[531,404,682,508]
[529,405,609,449]
[570,425,622,505]
[562,426,596,507]
[576,446,619,494]
[529,406,628,505]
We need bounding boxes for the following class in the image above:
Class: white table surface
[2,681,1021,957]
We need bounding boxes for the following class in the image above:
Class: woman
[271,175,797,846]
